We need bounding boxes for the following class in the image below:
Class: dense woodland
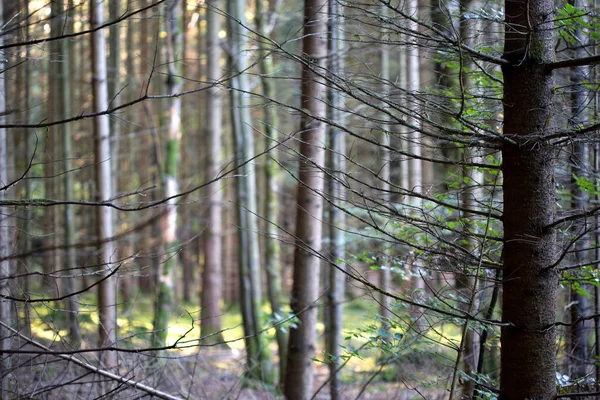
[1,0,600,398]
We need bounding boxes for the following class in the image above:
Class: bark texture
[153,0,183,348]
[201,0,224,341]
[91,0,118,367]
[284,0,328,397]
[0,3,11,397]
[56,0,81,345]
[500,0,558,397]
[326,0,345,398]
[229,0,273,382]
[255,0,288,382]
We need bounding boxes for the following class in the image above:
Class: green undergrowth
[23,288,462,390]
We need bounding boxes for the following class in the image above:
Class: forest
[1,0,600,398]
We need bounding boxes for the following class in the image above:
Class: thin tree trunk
[44,1,61,297]
[153,0,183,348]
[398,39,409,192]
[57,0,82,346]
[379,0,392,328]
[500,0,558,397]
[450,3,483,397]
[200,0,224,342]
[228,0,273,382]
[20,0,32,339]
[326,0,345,398]
[137,0,155,293]
[406,0,421,197]
[404,0,425,316]
[91,0,118,367]
[255,0,288,383]
[284,0,328,397]
[109,0,121,195]
[178,0,192,304]
[0,2,12,396]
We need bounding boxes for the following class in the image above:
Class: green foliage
[556,4,597,43]
[562,266,600,298]
[572,174,600,195]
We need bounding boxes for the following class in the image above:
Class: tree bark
[153,0,183,348]
[109,0,121,195]
[379,0,392,329]
[0,3,12,397]
[284,0,328,397]
[228,0,274,382]
[200,0,224,342]
[326,0,345,398]
[255,0,288,383]
[451,2,482,397]
[57,0,82,346]
[406,0,421,197]
[91,0,118,368]
[500,0,558,398]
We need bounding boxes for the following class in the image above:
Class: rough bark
[500,0,558,398]
[283,0,328,397]
[200,0,224,342]
[91,0,118,367]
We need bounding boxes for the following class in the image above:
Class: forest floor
[153,345,447,400]
[12,293,452,399]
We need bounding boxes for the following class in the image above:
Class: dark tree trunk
[500,0,558,398]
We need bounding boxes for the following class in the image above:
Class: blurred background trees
[1,0,600,398]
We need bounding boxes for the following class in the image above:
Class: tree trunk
[406,0,421,197]
[57,0,82,346]
[228,0,273,383]
[404,0,426,316]
[44,1,62,297]
[379,0,392,328]
[326,0,345,398]
[91,0,118,368]
[283,0,328,397]
[20,0,32,339]
[200,0,224,342]
[500,0,558,397]
[137,0,155,294]
[0,3,12,397]
[109,0,121,195]
[450,2,482,397]
[255,0,288,384]
[153,0,183,348]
